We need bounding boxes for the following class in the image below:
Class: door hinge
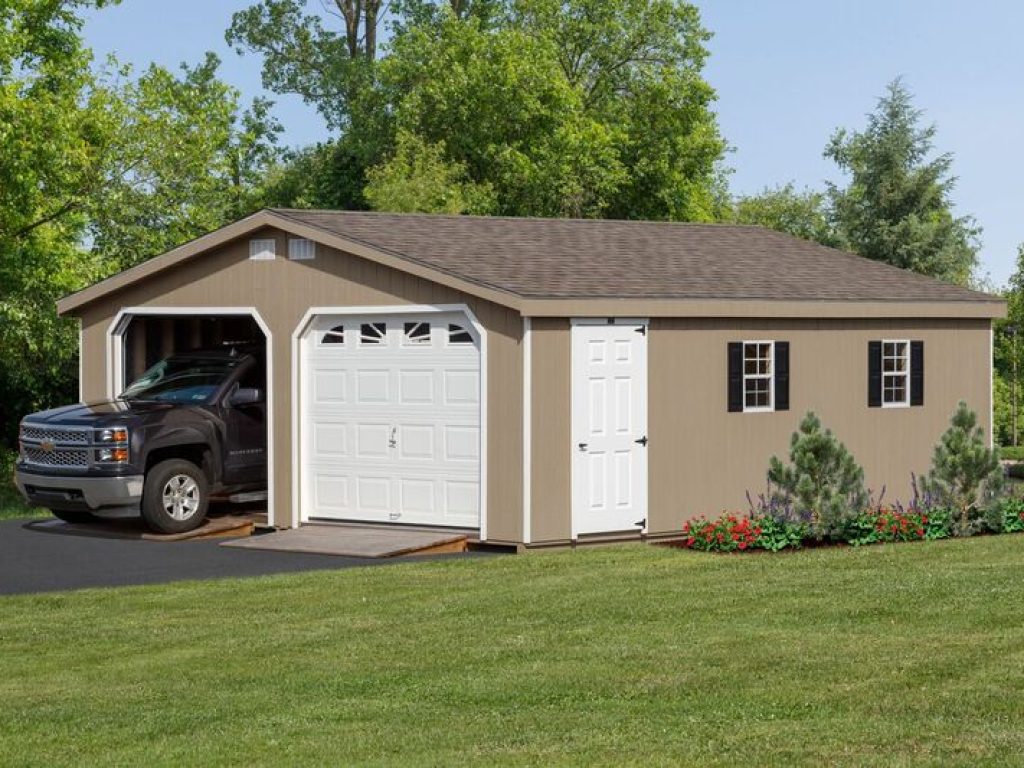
[634,325,647,336]
[577,442,588,452]
[634,436,648,447]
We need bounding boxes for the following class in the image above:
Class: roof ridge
[268,207,769,229]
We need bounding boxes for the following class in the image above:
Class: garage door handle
[578,442,588,452]
[389,427,397,448]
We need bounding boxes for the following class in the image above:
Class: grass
[0,449,47,521]
[2,538,1024,765]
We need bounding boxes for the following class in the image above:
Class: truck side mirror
[229,387,264,407]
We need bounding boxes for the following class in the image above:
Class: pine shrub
[920,401,1002,536]
[767,412,868,539]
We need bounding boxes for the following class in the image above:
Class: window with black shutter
[728,340,789,412]
[869,340,923,407]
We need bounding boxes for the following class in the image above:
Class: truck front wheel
[141,459,210,534]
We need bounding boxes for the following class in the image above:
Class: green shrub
[920,402,1003,537]
[767,412,868,540]
[998,445,1024,462]
[990,497,1024,534]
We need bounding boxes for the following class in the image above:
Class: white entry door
[571,320,648,536]
[301,312,481,528]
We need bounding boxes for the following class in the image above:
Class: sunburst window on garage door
[403,321,431,346]
[448,323,473,344]
[321,325,345,345]
[360,322,387,345]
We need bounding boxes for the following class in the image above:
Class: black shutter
[728,342,743,412]
[868,341,882,407]
[910,340,924,406]
[775,341,790,411]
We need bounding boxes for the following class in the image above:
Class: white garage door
[301,312,481,528]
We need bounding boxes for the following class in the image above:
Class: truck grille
[20,424,90,444]
[23,446,89,467]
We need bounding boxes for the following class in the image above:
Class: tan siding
[648,318,993,534]
[75,227,523,535]
[529,318,572,542]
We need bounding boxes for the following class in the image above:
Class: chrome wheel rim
[161,474,200,521]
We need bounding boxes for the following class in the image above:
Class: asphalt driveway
[0,518,482,596]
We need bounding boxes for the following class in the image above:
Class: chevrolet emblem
[39,440,56,452]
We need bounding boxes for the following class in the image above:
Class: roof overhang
[57,210,1007,321]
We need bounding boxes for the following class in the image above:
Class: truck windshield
[121,357,241,403]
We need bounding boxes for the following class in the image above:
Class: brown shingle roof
[271,209,995,303]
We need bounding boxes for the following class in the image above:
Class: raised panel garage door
[301,312,481,528]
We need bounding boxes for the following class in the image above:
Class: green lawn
[2,537,1024,766]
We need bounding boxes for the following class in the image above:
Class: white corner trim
[290,303,489,539]
[77,319,84,403]
[104,306,276,527]
[990,325,995,449]
[522,316,532,545]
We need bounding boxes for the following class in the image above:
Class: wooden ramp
[220,524,468,558]
[30,513,257,542]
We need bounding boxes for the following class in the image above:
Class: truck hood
[23,399,174,426]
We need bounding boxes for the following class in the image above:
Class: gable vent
[249,238,277,261]
[288,238,316,261]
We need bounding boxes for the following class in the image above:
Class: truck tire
[141,459,210,534]
[50,510,96,525]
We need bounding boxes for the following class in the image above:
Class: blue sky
[83,1,1024,285]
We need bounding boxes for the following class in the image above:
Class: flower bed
[674,497,1024,554]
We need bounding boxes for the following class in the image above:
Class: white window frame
[742,340,775,413]
[288,238,316,261]
[249,238,276,261]
[881,339,911,408]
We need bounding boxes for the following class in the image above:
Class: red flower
[738,541,748,550]
[686,537,695,547]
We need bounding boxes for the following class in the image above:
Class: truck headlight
[96,448,129,463]
[96,428,129,443]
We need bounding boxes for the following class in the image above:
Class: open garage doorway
[119,314,265,392]
[106,308,276,525]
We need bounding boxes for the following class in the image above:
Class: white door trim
[291,304,488,538]
[104,306,276,526]
[570,317,649,539]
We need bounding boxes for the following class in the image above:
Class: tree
[767,412,868,539]
[920,401,1002,536]
[364,131,495,214]
[0,2,280,446]
[731,184,841,247]
[991,244,1024,446]
[88,54,282,271]
[825,79,980,285]
[0,0,119,443]
[230,0,728,220]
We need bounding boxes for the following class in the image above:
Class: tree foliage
[228,0,727,220]
[920,401,1002,536]
[0,1,280,445]
[825,79,980,285]
[364,131,495,214]
[731,184,841,248]
[767,412,869,539]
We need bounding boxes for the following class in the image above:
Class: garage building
[57,209,1004,546]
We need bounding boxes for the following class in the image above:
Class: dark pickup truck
[15,348,267,533]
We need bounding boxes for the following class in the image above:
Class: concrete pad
[221,524,468,558]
